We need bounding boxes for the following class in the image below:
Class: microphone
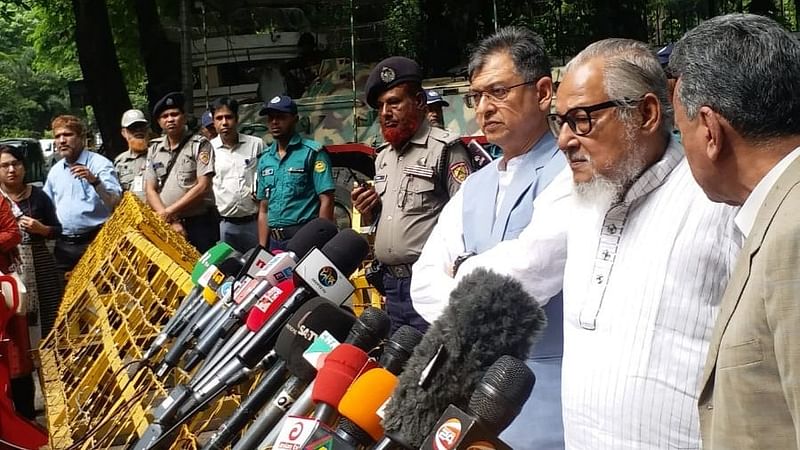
[375,268,547,449]
[419,355,535,450]
[200,298,357,450]
[335,325,424,445]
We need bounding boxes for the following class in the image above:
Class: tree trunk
[134,0,182,116]
[72,0,131,158]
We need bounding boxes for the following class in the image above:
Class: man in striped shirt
[548,39,739,448]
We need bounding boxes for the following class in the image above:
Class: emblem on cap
[430,90,440,97]
[270,96,281,104]
[380,66,396,83]
[166,98,175,106]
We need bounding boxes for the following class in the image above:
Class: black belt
[59,225,102,244]
[269,222,306,241]
[221,214,257,224]
[384,263,413,278]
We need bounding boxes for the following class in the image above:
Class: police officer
[199,110,217,140]
[114,109,150,200]
[256,95,335,252]
[351,56,473,334]
[144,92,219,253]
[425,89,450,129]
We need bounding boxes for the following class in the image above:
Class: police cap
[259,95,298,116]
[365,56,423,109]
[425,89,450,107]
[152,91,185,119]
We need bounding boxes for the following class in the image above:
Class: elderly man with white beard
[546,39,741,448]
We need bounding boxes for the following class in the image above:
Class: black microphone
[375,268,547,449]
[420,355,535,450]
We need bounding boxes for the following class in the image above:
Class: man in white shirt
[209,97,263,252]
[546,38,739,449]
[411,26,567,448]
[669,14,800,449]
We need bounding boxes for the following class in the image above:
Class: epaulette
[301,138,323,152]
[429,126,462,148]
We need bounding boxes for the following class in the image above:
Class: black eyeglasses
[546,98,641,138]
[463,80,538,109]
[0,160,23,171]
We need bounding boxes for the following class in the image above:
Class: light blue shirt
[43,149,122,235]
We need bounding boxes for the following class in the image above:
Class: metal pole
[493,0,499,31]
[350,0,358,142]
[201,0,209,109]
[179,0,194,117]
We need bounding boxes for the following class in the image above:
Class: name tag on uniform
[403,165,434,178]
[262,168,274,176]
[288,167,305,174]
[132,175,144,192]
[374,174,387,182]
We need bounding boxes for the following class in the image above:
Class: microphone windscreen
[311,343,372,408]
[287,218,338,257]
[469,355,534,433]
[191,241,235,282]
[382,268,547,447]
[274,297,356,380]
[346,307,391,351]
[321,229,369,276]
[379,325,423,375]
[217,253,245,276]
[245,279,295,332]
[337,367,398,441]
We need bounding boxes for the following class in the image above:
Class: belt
[384,263,413,278]
[59,226,102,244]
[269,222,306,241]
[221,214,257,224]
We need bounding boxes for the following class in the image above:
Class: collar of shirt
[61,148,89,168]
[211,133,247,150]
[735,145,800,239]
[620,136,683,206]
[268,132,303,155]
[390,120,432,154]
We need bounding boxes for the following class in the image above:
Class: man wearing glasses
[351,56,472,334]
[410,26,569,449]
[548,39,738,448]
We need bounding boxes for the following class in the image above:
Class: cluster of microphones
[129,218,548,450]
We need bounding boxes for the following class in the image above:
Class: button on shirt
[256,133,335,228]
[114,150,148,200]
[210,133,263,217]
[43,149,122,235]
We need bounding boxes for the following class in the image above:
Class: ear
[414,91,427,110]
[536,77,553,113]
[638,92,662,134]
[698,106,725,162]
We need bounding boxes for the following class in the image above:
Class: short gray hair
[669,13,800,140]
[468,26,551,82]
[565,38,673,136]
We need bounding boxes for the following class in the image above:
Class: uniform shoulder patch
[198,149,210,165]
[314,160,327,173]
[449,161,470,184]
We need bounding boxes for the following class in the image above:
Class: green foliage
[386,0,423,59]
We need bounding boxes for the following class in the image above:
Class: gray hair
[468,26,551,82]
[565,38,673,136]
[669,13,800,140]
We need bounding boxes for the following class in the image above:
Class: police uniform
[365,56,473,333]
[256,132,335,252]
[114,150,148,201]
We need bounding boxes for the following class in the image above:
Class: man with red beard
[352,56,472,333]
[114,109,150,201]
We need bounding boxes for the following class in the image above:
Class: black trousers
[182,211,221,254]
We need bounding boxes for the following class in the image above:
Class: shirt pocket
[718,337,764,370]
[287,167,309,196]
[401,175,435,214]
[177,155,198,188]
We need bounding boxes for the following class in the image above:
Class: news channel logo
[317,266,338,287]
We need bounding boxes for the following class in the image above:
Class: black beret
[365,56,423,109]
[152,91,185,118]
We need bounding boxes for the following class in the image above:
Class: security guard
[425,89,450,129]
[144,91,219,253]
[256,95,335,252]
[114,109,150,201]
[351,56,473,333]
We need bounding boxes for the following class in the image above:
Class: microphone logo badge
[317,266,338,287]
[434,418,462,450]
[466,442,496,450]
[288,421,304,440]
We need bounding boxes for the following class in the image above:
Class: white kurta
[562,141,740,449]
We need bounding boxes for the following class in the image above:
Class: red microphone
[311,343,377,425]
[245,279,295,331]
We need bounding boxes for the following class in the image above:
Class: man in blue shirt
[256,95,335,252]
[44,115,122,278]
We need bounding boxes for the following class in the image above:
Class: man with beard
[44,115,122,277]
[669,15,800,448]
[114,109,150,201]
[256,95,334,252]
[351,56,472,333]
[144,91,219,253]
[409,26,568,448]
[546,39,739,448]
[209,96,263,252]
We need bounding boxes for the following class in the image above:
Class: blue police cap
[365,56,423,109]
[152,91,185,118]
[201,110,214,127]
[425,89,450,107]
[260,95,297,116]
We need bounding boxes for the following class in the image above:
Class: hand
[70,164,98,185]
[156,207,175,223]
[170,221,187,237]
[18,216,47,236]
[351,185,379,214]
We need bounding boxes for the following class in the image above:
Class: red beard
[381,114,420,149]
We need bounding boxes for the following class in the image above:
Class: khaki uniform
[144,134,216,218]
[114,150,148,201]
[373,121,472,265]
